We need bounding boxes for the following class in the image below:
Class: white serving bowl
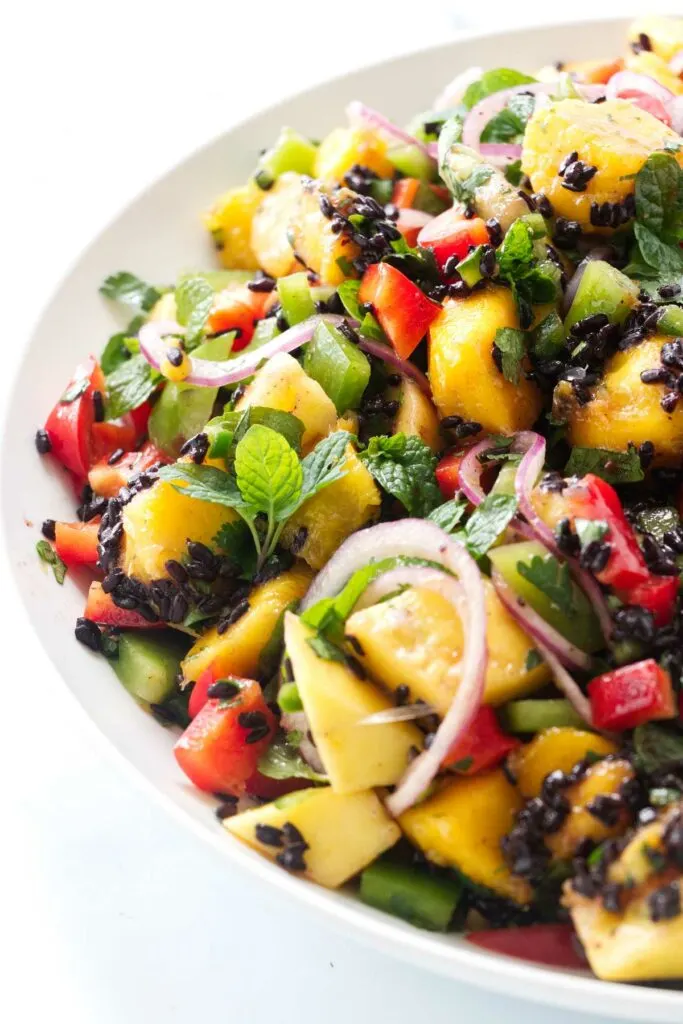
[4,15,682,1021]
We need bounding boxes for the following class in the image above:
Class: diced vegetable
[44,357,105,479]
[84,581,164,629]
[174,681,276,794]
[417,211,490,271]
[359,263,441,360]
[564,261,639,332]
[360,860,462,931]
[276,272,316,326]
[254,127,317,188]
[588,660,676,731]
[54,520,100,567]
[114,630,189,705]
[314,127,394,183]
[467,924,586,969]
[443,706,519,774]
[500,700,588,735]
[89,441,168,499]
[303,320,371,413]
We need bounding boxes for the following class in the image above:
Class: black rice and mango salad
[35,16,683,983]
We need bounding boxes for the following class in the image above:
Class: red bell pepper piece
[442,706,519,774]
[435,451,465,499]
[588,659,676,732]
[44,357,105,479]
[91,416,138,463]
[417,210,490,271]
[84,581,164,628]
[467,924,586,969]
[358,263,441,360]
[206,286,271,352]
[392,178,421,210]
[175,681,277,795]
[188,664,218,719]
[396,209,434,247]
[54,520,101,567]
[628,575,679,627]
[88,441,169,499]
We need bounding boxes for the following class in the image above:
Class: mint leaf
[61,378,89,404]
[105,354,159,419]
[100,271,161,313]
[635,152,683,241]
[175,275,215,347]
[497,218,535,277]
[633,723,683,774]
[428,499,468,533]
[158,462,245,509]
[359,433,441,517]
[337,281,386,341]
[258,732,327,783]
[493,327,527,385]
[505,160,524,186]
[462,68,536,110]
[480,94,534,144]
[517,554,575,617]
[463,492,518,558]
[634,222,683,277]
[212,519,258,577]
[234,424,303,521]
[574,518,609,548]
[299,430,352,503]
[525,649,542,670]
[36,540,67,584]
[565,445,644,484]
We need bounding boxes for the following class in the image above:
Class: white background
[0,3,668,1021]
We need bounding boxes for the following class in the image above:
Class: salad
[35,15,683,984]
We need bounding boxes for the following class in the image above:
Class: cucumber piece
[521,212,547,239]
[657,304,683,336]
[148,334,234,457]
[564,260,639,331]
[387,143,437,183]
[360,860,462,932]
[114,631,189,705]
[456,245,486,288]
[277,272,316,326]
[303,320,371,413]
[411,182,449,216]
[490,461,519,497]
[368,179,395,205]
[254,127,317,189]
[500,699,588,733]
[532,311,565,359]
[488,540,603,652]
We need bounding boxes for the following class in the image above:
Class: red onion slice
[669,96,683,135]
[346,101,436,164]
[139,313,432,394]
[606,71,674,104]
[479,142,523,161]
[457,438,501,506]
[300,521,487,817]
[433,66,484,110]
[491,569,594,672]
[360,703,438,726]
[280,711,327,775]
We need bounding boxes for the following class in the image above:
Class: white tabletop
[2,2,636,1020]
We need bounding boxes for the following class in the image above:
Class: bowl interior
[4,15,683,1021]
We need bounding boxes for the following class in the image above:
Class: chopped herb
[105,354,160,419]
[61,378,89,404]
[359,433,441,516]
[633,723,683,774]
[175,275,215,347]
[36,540,67,584]
[505,160,524,186]
[100,271,162,313]
[517,554,575,616]
[258,732,327,783]
[462,68,536,110]
[461,492,518,558]
[525,648,543,671]
[450,756,474,773]
[428,498,468,533]
[564,445,644,485]
[493,327,527,385]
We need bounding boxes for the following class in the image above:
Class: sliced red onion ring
[457,438,500,506]
[301,521,487,815]
[670,51,683,77]
[491,569,594,672]
[479,142,523,162]
[533,639,593,726]
[346,101,435,164]
[139,314,432,395]
[462,82,606,164]
[433,66,483,111]
[360,703,438,726]
[606,71,674,104]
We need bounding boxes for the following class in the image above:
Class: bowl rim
[5,13,683,1017]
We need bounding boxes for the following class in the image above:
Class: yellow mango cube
[429,288,542,433]
[511,727,618,800]
[628,17,683,63]
[181,565,312,683]
[546,759,634,861]
[250,172,303,278]
[204,182,262,270]
[314,127,394,184]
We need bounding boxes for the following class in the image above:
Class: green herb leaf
[428,498,468,533]
[158,462,245,509]
[493,327,527,385]
[480,93,535,146]
[564,445,644,484]
[36,540,67,584]
[517,554,575,616]
[175,275,215,347]
[634,222,683,276]
[212,519,258,577]
[307,634,347,663]
[463,492,518,558]
[633,723,683,774]
[462,68,536,110]
[574,518,609,548]
[635,152,683,242]
[234,424,303,521]
[100,271,162,313]
[650,786,682,807]
[299,430,353,504]
[61,378,89,404]
[359,433,441,516]
[525,649,543,670]
[233,406,304,454]
[505,160,524,186]
[258,732,327,782]
[105,354,159,419]
[497,218,535,276]
[450,756,474,773]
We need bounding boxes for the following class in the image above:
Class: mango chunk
[250,172,303,278]
[428,288,542,434]
[204,182,262,270]
[546,758,634,861]
[627,17,683,64]
[226,786,400,889]
[345,580,550,713]
[314,127,394,183]
[511,727,618,800]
